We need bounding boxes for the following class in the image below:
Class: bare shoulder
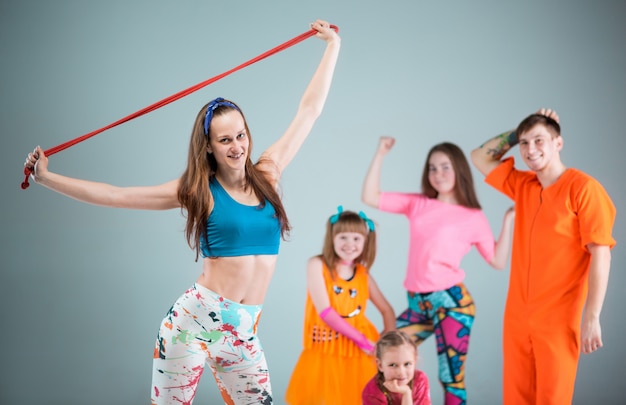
[162,178,181,191]
[306,256,328,279]
[306,256,324,271]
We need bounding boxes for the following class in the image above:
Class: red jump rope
[21,24,338,189]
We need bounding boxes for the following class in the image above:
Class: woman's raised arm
[260,20,341,179]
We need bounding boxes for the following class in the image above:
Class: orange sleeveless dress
[285,263,379,405]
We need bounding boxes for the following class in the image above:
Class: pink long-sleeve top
[379,192,495,293]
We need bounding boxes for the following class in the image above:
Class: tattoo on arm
[481,130,518,160]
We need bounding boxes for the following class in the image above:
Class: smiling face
[427,151,456,199]
[518,123,563,173]
[332,231,366,264]
[207,109,249,173]
[377,343,417,387]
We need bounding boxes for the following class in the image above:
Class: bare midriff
[196,255,278,305]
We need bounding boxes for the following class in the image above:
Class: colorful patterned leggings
[396,283,475,405]
[151,283,272,405]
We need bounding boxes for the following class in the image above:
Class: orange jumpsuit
[486,157,616,404]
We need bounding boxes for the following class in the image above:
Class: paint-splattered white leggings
[150,283,272,405]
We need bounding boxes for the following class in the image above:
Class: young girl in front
[363,330,432,405]
[285,206,396,405]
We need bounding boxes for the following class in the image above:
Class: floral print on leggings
[151,283,272,405]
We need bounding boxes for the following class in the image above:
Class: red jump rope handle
[22,167,31,190]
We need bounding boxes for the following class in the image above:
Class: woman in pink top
[362,136,515,405]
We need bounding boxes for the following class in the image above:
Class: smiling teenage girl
[362,137,515,405]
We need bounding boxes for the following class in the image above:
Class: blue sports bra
[200,177,281,258]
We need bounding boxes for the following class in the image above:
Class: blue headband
[204,97,239,135]
[329,205,375,232]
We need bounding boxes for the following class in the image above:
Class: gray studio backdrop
[2,1,624,404]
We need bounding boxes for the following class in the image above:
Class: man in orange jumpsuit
[470,108,616,404]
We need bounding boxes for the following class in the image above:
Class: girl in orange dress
[285,206,396,404]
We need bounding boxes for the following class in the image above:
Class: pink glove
[319,306,374,352]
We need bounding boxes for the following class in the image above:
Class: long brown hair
[319,209,377,279]
[420,142,481,209]
[177,99,291,260]
[375,330,418,405]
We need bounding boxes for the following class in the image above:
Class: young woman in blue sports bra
[24,20,340,405]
